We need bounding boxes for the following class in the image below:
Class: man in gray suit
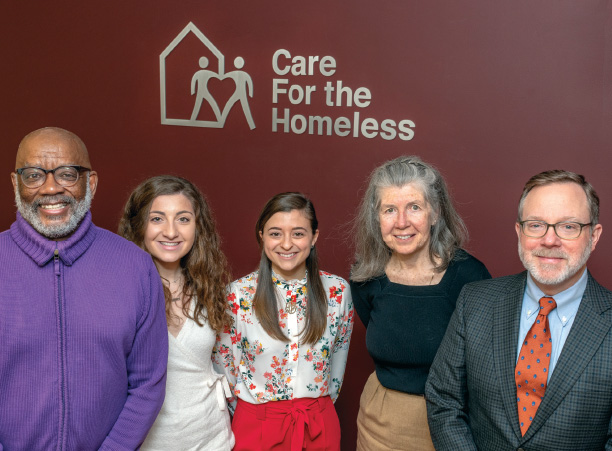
[425,170,611,451]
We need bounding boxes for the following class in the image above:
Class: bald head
[11,127,98,240]
[16,127,91,170]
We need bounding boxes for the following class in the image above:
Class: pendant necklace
[286,299,297,314]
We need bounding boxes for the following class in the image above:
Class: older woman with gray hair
[350,156,490,450]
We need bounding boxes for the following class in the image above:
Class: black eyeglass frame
[16,165,91,188]
[518,220,593,240]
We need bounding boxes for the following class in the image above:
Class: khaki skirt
[356,372,435,451]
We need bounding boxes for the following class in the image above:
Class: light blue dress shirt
[516,269,588,381]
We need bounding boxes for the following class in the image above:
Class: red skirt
[232,396,341,451]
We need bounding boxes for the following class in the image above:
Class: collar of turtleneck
[9,211,97,267]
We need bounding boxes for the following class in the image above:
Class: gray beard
[14,177,92,239]
[518,238,592,288]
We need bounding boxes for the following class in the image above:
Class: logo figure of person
[190,57,222,121]
[219,57,255,130]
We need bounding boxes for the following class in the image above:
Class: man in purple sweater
[0,127,168,450]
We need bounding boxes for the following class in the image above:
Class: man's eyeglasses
[518,220,592,240]
[16,165,91,189]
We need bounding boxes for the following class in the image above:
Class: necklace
[170,283,182,302]
[273,272,304,314]
[387,261,437,286]
[286,299,297,314]
[162,274,183,302]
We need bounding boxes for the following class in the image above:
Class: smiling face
[378,183,436,262]
[144,194,196,271]
[516,182,602,295]
[259,209,319,281]
[11,128,98,240]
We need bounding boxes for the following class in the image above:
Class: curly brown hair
[118,175,231,333]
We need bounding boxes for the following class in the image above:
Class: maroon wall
[2,2,611,449]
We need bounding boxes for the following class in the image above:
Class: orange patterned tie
[515,296,557,435]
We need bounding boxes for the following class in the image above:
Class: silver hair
[14,174,92,239]
[350,156,468,282]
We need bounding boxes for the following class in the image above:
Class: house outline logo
[160,22,255,129]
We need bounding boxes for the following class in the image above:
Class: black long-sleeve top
[350,250,491,394]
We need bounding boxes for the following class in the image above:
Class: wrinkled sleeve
[212,285,241,413]
[329,281,354,403]
[99,258,168,450]
[425,287,477,451]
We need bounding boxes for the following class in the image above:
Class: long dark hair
[253,192,327,345]
[118,175,231,333]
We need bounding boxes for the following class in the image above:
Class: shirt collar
[10,211,97,266]
[271,270,308,288]
[524,268,588,324]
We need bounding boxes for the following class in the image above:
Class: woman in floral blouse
[213,192,354,450]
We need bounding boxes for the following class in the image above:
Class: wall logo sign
[160,22,415,140]
[160,22,255,129]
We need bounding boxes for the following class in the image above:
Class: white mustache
[33,195,75,208]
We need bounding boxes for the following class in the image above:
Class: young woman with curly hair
[119,175,234,450]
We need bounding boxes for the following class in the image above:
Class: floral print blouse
[212,270,354,406]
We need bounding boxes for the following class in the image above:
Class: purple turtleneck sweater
[0,212,168,451]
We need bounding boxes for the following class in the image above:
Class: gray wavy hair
[350,155,468,282]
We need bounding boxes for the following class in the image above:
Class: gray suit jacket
[425,271,612,451]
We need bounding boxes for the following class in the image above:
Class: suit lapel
[493,273,527,441]
[522,274,612,441]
